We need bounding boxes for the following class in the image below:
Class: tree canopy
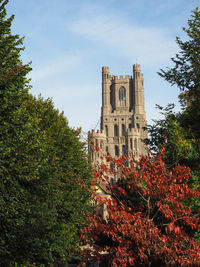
[144,7,200,245]
[158,8,200,140]
[146,7,200,162]
[0,0,92,265]
[80,150,200,266]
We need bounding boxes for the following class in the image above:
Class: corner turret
[133,64,145,115]
[102,66,109,81]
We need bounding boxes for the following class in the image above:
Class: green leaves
[158,8,200,139]
[0,1,92,265]
[145,8,200,247]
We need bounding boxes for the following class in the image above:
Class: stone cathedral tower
[88,64,147,165]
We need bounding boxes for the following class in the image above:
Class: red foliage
[81,148,200,266]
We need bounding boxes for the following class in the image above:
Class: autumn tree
[80,150,200,266]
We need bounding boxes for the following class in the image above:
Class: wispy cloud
[30,54,81,82]
[68,14,177,65]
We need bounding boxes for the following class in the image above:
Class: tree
[80,150,200,266]
[144,104,199,172]
[22,95,93,265]
[0,0,92,265]
[148,7,200,167]
[144,8,200,244]
[158,8,200,140]
[145,7,200,164]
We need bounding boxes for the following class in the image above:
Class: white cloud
[30,54,81,82]
[68,14,177,65]
[44,83,99,100]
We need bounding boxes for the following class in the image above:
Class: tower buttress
[101,66,111,129]
[133,64,145,115]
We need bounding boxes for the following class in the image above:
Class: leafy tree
[145,7,200,168]
[22,95,93,265]
[0,0,32,262]
[0,0,92,265]
[158,8,200,140]
[144,8,200,244]
[144,104,199,171]
[80,151,200,266]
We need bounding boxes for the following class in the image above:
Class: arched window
[130,138,133,149]
[122,124,126,136]
[134,138,137,150]
[115,145,119,156]
[122,145,126,155]
[119,86,126,100]
[114,124,119,137]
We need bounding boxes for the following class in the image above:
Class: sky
[6,0,200,134]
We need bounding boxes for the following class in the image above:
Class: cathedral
[88,64,147,165]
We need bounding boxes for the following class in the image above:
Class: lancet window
[122,124,126,136]
[119,86,126,100]
[122,145,126,155]
[114,124,119,137]
[115,145,119,156]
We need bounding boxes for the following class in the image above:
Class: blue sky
[6,0,199,134]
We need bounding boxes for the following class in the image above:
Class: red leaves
[128,257,135,266]
[91,177,97,185]
[96,195,103,205]
[116,187,127,197]
[174,226,181,234]
[80,149,200,266]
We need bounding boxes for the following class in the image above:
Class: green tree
[0,0,32,262]
[0,0,92,265]
[158,7,200,190]
[144,8,200,243]
[159,8,200,140]
[23,95,93,265]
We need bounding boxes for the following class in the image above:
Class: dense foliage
[144,8,200,243]
[0,0,92,265]
[145,8,200,167]
[159,8,200,140]
[80,150,200,266]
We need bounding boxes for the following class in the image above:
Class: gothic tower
[88,64,147,165]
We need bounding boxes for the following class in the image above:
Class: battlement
[109,74,132,80]
[88,129,106,138]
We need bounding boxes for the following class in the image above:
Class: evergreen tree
[157,7,200,188]
[144,8,200,243]
[159,8,200,140]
